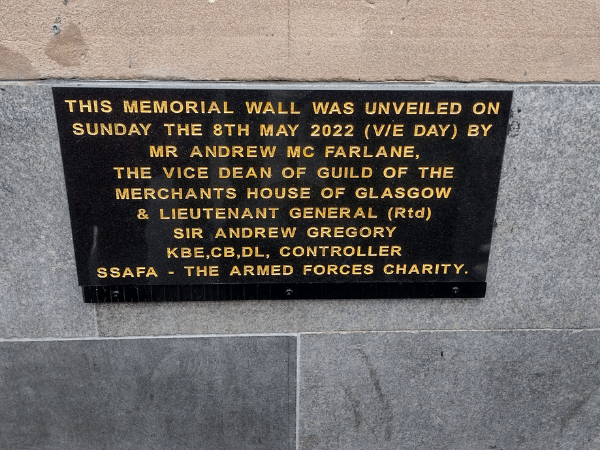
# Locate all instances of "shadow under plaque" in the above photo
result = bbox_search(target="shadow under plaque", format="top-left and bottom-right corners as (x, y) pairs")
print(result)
(83, 281), (486, 302)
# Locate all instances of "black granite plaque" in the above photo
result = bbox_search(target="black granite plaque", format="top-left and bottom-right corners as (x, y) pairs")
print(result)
(52, 86), (512, 301)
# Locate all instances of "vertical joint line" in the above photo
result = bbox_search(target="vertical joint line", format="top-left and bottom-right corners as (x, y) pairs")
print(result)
(296, 333), (300, 450)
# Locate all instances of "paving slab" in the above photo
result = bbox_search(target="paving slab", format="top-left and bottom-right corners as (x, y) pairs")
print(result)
(299, 330), (600, 450)
(0, 335), (296, 450)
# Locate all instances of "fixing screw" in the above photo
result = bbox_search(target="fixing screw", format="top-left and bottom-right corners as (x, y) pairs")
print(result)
(51, 24), (60, 34)
(452, 287), (460, 295)
(285, 288), (293, 296)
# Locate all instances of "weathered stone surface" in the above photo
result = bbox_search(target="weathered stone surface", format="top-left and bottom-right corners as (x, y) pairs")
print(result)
(0, 83), (97, 338)
(0, 335), (296, 450)
(299, 330), (600, 449)
(2, 0), (600, 81)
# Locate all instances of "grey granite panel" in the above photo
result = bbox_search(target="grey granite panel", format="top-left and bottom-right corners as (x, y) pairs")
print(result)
(93, 84), (600, 335)
(487, 85), (600, 328)
(299, 330), (600, 450)
(0, 335), (296, 450)
(0, 83), (97, 338)
(1, 82), (599, 336)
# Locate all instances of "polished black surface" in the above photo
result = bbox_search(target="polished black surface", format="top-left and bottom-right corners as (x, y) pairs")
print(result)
(53, 86), (511, 300)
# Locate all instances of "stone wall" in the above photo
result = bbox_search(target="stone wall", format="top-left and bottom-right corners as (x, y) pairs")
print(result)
(1, 1), (600, 448)
(2, 0), (600, 82)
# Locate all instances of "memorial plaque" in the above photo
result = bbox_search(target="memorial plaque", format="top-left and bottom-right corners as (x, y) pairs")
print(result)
(52, 86), (512, 302)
